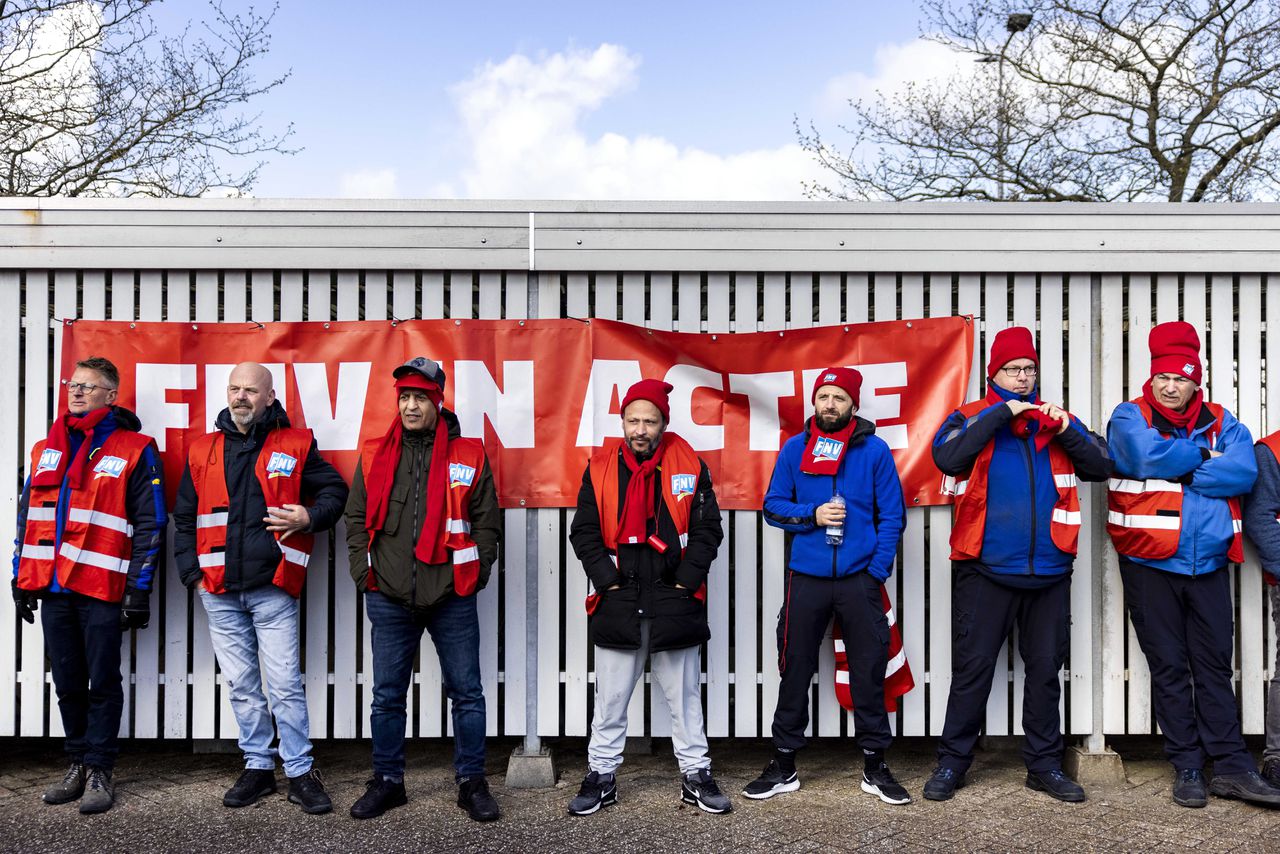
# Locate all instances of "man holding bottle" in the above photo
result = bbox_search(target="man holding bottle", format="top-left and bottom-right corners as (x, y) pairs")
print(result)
(745, 367), (910, 805)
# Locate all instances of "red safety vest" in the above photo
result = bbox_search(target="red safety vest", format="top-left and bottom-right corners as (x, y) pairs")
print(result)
(1257, 432), (1280, 587)
(358, 435), (488, 597)
(940, 399), (1082, 561)
(188, 428), (316, 597)
(584, 433), (706, 613)
(16, 429), (154, 603)
(1106, 399), (1243, 563)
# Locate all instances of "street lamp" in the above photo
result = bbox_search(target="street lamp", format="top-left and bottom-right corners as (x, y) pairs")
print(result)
(977, 12), (1034, 200)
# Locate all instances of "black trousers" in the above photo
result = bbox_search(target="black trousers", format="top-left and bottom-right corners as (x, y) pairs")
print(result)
(1120, 559), (1255, 775)
(936, 565), (1070, 774)
(771, 570), (890, 753)
(41, 592), (124, 772)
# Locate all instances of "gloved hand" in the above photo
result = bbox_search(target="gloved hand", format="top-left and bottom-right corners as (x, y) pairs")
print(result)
(120, 587), (150, 630)
(12, 579), (38, 624)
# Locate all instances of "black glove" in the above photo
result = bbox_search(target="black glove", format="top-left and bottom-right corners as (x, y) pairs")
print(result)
(120, 587), (150, 630)
(12, 579), (38, 624)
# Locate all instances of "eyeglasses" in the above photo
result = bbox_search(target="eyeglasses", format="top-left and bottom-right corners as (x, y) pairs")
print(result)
(1001, 366), (1038, 378)
(66, 382), (113, 394)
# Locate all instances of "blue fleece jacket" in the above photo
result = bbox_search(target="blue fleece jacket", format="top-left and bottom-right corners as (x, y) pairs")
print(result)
(1107, 399), (1256, 575)
(1243, 440), (1280, 581)
(763, 417), (905, 581)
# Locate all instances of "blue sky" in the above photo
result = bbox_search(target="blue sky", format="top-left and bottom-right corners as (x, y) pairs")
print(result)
(150, 1), (954, 199)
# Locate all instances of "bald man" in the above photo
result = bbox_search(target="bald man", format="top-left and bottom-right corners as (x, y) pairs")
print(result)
(174, 363), (348, 814)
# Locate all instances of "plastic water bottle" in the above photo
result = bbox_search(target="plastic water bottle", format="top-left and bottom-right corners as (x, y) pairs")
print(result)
(826, 493), (846, 546)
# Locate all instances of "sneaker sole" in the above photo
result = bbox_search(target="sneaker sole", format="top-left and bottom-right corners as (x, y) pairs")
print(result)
(681, 789), (733, 814)
(288, 792), (334, 814)
(741, 778), (800, 800)
(43, 791), (84, 805)
(1172, 793), (1207, 809)
(861, 779), (912, 805)
(1209, 784), (1280, 806)
(1025, 777), (1086, 803)
(223, 786), (277, 808)
(350, 793), (408, 819)
(78, 799), (114, 815)
(568, 790), (618, 816)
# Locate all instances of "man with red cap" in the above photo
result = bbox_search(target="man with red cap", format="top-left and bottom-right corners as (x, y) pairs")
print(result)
(344, 357), (502, 822)
(1108, 321), (1280, 808)
(746, 367), (910, 804)
(568, 378), (728, 815)
(925, 327), (1110, 803)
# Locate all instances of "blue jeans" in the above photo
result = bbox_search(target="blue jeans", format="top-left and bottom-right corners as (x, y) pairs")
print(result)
(365, 591), (486, 780)
(42, 593), (124, 771)
(198, 585), (314, 777)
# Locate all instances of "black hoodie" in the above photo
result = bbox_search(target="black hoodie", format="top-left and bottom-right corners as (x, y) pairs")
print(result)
(173, 400), (349, 591)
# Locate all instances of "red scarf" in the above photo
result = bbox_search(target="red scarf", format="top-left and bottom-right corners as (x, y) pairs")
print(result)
(617, 436), (669, 545)
(364, 415), (450, 565)
(33, 407), (112, 489)
(986, 387), (1059, 452)
(1142, 378), (1203, 436)
(799, 417), (858, 475)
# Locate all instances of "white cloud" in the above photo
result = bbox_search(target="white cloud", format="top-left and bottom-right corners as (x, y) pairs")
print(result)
(443, 44), (812, 200)
(338, 168), (398, 198)
(816, 37), (976, 118)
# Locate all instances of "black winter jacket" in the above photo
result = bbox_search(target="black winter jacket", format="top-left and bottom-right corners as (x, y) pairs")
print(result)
(173, 401), (349, 591)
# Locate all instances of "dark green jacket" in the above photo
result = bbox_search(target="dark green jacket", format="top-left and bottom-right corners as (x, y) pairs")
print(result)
(345, 411), (501, 608)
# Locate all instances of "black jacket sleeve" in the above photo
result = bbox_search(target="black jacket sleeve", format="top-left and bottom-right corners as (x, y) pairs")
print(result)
(344, 459), (370, 590)
(1055, 416), (1114, 482)
(932, 404), (1014, 475)
(1244, 443), (1280, 579)
(300, 439), (349, 533)
(673, 461), (724, 590)
(172, 462), (200, 588)
(468, 456), (502, 590)
(569, 465), (623, 593)
(124, 443), (167, 593)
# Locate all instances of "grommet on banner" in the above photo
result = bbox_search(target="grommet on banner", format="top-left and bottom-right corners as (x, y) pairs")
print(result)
(906, 322), (913, 328)
(913, 497), (920, 504)
(455, 320), (462, 326)
(192, 324), (198, 330)
(844, 326), (850, 332)
(324, 323), (330, 329)
(519, 499), (526, 507)
(711, 334), (717, 341)
(519, 320), (525, 327)
(130, 323), (136, 329)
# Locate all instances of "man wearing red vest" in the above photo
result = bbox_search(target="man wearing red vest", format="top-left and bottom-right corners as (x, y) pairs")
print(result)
(12, 356), (165, 814)
(173, 362), (348, 815)
(344, 357), (502, 822)
(568, 379), (728, 815)
(1244, 428), (1280, 789)
(925, 327), (1110, 804)
(748, 367), (910, 805)
(1108, 321), (1279, 808)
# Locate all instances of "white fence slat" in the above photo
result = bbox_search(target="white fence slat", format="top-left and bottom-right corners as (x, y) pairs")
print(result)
(594, 273), (618, 321)
(649, 272), (673, 330)
(1066, 273), (1094, 734)
(251, 270), (274, 322)
(1155, 273), (1178, 322)
(818, 273), (841, 325)
(957, 275), (982, 403)
(926, 272), (955, 734)
(83, 270), (106, 319)
(982, 272), (1010, 737)
(364, 270), (387, 322)
(422, 272), (445, 320)
(536, 509), (561, 736)
(563, 521), (589, 737)
(308, 270), (330, 322)
(1099, 274), (1127, 734)
(20, 271), (49, 737)
(478, 272), (502, 320)
(734, 515), (759, 736)
(392, 271), (415, 321)
(898, 274), (927, 736)
(502, 509), (527, 735)
(735, 272), (759, 334)
(1239, 275), (1264, 732)
(622, 273), (645, 325)
(0, 272), (20, 735)
(847, 274), (869, 324)
(224, 271), (247, 322)
(279, 272), (304, 322)
(1124, 275), (1153, 733)
(504, 270), (527, 319)
(111, 269), (135, 320)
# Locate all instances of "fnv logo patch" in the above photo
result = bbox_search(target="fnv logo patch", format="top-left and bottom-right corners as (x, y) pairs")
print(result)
(450, 463), (476, 488)
(37, 448), (63, 474)
(670, 473), (697, 501)
(93, 456), (128, 479)
(266, 452), (298, 479)
(824, 372), (838, 382)
(1183, 363), (1195, 376)
(813, 437), (845, 462)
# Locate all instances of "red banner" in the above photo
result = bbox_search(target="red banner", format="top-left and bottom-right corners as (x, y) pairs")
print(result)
(60, 316), (973, 510)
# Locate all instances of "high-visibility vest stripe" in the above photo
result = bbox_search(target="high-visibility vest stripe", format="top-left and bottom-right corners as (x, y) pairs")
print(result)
(446, 518), (471, 534)
(26, 507), (56, 522)
(21, 544), (55, 561)
(279, 543), (310, 567)
(198, 552), (226, 568)
(1108, 477), (1182, 494)
(58, 542), (128, 574)
(1108, 510), (1181, 531)
(1053, 509), (1082, 525)
(197, 512), (229, 528)
(1054, 474), (1078, 489)
(67, 507), (133, 536)
(452, 545), (480, 565)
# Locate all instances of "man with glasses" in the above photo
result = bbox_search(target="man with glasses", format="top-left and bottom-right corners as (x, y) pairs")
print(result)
(1109, 321), (1280, 808)
(12, 357), (166, 814)
(925, 327), (1110, 803)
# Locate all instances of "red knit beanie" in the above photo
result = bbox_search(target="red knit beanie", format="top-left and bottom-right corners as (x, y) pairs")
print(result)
(987, 326), (1039, 378)
(1149, 321), (1202, 385)
(621, 379), (673, 423)
(811, 367), (862, 408)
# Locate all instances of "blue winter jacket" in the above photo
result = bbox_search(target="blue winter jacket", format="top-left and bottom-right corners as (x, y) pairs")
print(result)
(1107, 399), (1256, 575)
(763, 417), (905, 581)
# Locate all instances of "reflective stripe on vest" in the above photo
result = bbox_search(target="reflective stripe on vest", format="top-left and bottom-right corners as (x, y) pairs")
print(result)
(1106, 398), (1244, 563)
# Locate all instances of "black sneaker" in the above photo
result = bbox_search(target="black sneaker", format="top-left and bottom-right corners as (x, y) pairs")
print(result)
(1172, 768), (1207, 808)
(1026, 769), (1086, 803)
(350, 777), (408, 819)
(922, 766), (966, 801)
(43, 761), (86, 805)
(79, 767), (115, 814)
(1209, 770), (1280, 806)
(681, 768), (732, 814)
(223, 768), (277, 808)
(742, 759), (800, 800)
(1261, 758), (1280, 789)
(568, 770), (618, 815)
(287, 768), (333, 815)
(457, 775), (500, 822)
(861, 761), (912, 805)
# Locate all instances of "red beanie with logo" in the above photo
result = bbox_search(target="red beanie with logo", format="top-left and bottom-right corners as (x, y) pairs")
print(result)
(811, 367), (862, 408)
(1149, 321), (1202, 385)
(987, 326), (1039, 379)
(621, 379), (673, 423)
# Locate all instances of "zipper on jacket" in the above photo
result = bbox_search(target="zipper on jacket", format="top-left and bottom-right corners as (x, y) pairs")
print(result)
(1019, 435), (1037, 575)
(831, 474), (838, 578)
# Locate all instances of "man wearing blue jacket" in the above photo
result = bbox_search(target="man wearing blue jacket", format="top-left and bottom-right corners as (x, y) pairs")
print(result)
(924, 327), (1110, 803)
(1108, 320), (1280, 808)
(744, 367), (909, 805)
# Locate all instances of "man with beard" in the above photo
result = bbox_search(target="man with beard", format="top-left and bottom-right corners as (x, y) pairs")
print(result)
(924, 326), (1110, 803)
(174, 362), (348, 814)
(1108, 321), (1280, 808)
(12, 356), (165, 814)
(345, 357), (502, 822)
(567, 379), (729, 815)
(745, 367), (909, 805)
